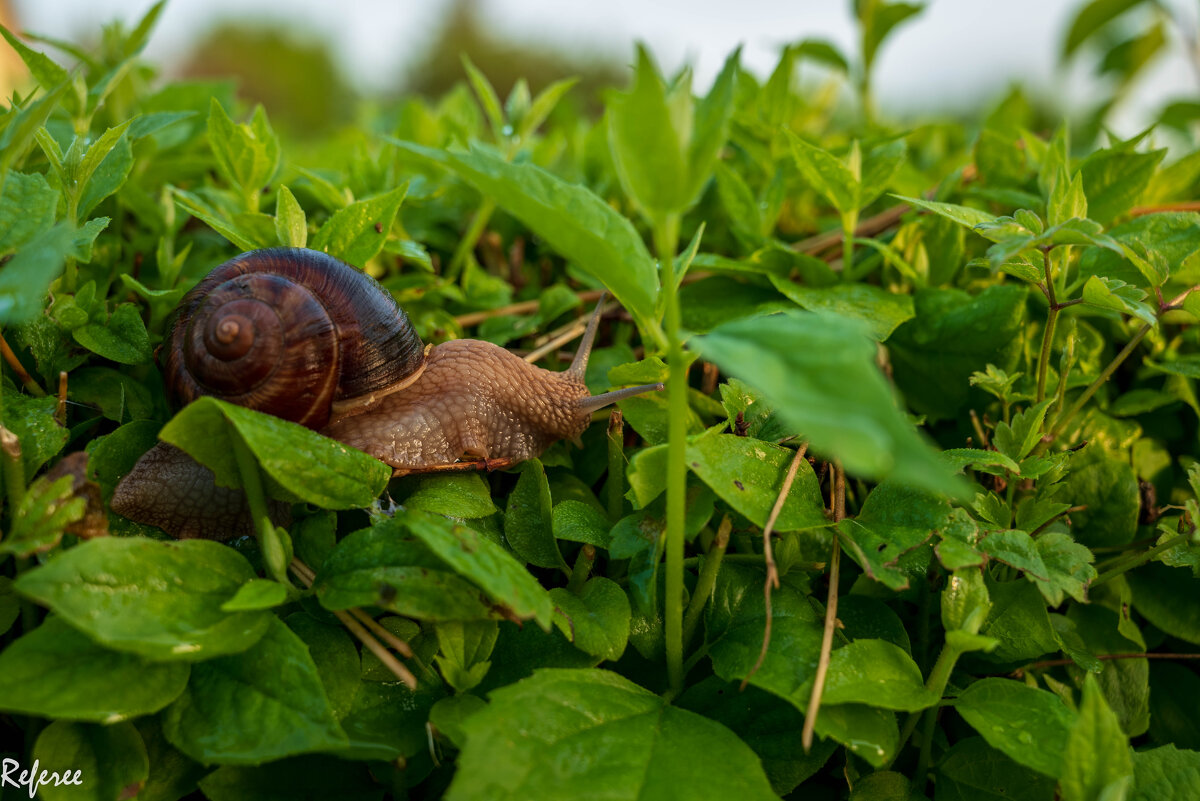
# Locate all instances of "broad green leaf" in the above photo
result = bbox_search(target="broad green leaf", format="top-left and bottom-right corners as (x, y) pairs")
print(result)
(393, 141), (660, 345)
(606, 45), (689, 218)
(802, 639), (937, 711)
(504, 459), (563, 569)
(693, 310), (963, 495)
(0, 223), (75, 323)
(1079, 212), (1200, 288)
(1030, 531), (1096, 605)
(954, 678), (1076, 778)
(1069, 604), (1149, 737)
(0, 25), (69, 90)
(1063, 449), (1139, 547)
(686, 432), (826, 532)
(1129, 745), (1200, 801)
(314, 521), (495, 621)
(14, 537), (271, 661)
(1127, 562), (1200, 645)
(549, 577), (631, 661)
(769, 278), (914, 341)
(1079, 144), (1166, 225)
(937, 737), (1058, 801)
(0, 617), (189, 722)
(284, 613), (361, 722)
(860, 138), (907, 207)
(33, 720), (148, 801)
(552, 500), (612, 548)
(163, 616), (347, 764)
(159, 397), (390, 509)
(0, 171), (58, 251)
(979, 530), (1050, 580)
(977, 578), (1059, 663)
(446, 669), (778, 801)
(403, 473), (497, 519)
(889, 285), (1027, 419)
(839, 483), (952, 590)
(1060, 675), (1134, 801)
(402, 508), (555, 629)
(309, 184), (406, 265)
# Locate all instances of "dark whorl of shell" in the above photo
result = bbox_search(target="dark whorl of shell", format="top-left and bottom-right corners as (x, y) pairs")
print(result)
(163, 248), (424, 429)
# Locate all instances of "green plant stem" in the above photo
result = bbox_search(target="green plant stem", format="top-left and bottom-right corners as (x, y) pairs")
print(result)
(840, 211), (857, 280)
(1035, 249), (1059, 403)
(567, 544), (596, 595)
(682, 515), (731, 648)
(655, 212), (686, 697)
(1092, 533), (1191, 586)
(607, 409), (625, 522)
(1046, 322), (1151, 444)
(914, 706), (939, 794)
(231, 434), (291, 588)
(894, 641), (961, 763)
(446, 198), (497, 281)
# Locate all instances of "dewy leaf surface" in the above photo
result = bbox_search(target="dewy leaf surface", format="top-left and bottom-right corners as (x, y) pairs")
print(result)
(446, 669), (777, 801)
(14, 537), (271, 661)
(954, 677), (1076, 778)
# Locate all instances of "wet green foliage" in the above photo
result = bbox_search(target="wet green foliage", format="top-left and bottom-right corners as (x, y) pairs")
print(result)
(3, 1), (1200, 799)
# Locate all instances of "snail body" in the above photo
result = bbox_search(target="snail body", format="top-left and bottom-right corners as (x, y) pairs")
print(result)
(112, 248), (659, 538)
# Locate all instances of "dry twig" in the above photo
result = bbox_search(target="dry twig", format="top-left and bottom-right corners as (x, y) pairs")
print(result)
(802, 461), (845, 751)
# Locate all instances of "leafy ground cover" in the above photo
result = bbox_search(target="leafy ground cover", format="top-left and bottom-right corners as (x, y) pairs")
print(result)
(3, 1), (1200, 799)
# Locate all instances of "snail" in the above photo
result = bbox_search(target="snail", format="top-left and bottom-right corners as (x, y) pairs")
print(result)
(111, 247), (662, 539)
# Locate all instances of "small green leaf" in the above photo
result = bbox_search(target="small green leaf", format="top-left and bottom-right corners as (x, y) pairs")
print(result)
(770, 278), (914, 341)
(893, 195), (998, 229)
(787, 131), (858, 214)
(954, 678), (1076, 778)
(72, 302), (152, 365)
(220, 579), (289, 612)
(33, 720), (148, 801)
(436, 620), (499, 692)
(0, 171), (58, 251)
(504, 459), (563, 569)
(274, 184), (307, 247)
(309, 184), (407, 265)
(1082, 274), (1157, 325)
(549, 577), (631, 661)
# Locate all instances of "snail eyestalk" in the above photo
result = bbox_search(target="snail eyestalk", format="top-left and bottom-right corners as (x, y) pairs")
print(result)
(566, 292), (608, 381)
(577, 383), (664, 414)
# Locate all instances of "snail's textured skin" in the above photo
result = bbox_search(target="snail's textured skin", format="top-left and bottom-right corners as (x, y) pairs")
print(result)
(323, 339), (591, 469)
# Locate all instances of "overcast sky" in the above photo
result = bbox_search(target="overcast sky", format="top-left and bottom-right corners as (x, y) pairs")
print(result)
(12, 0), (1200, 131)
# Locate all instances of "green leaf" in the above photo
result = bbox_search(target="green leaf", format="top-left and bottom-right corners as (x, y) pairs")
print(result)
(0, 171), (58, 251)
(893, 195), (998, 229)
(72, 302), (152, 365)
(77, 125), (134, 218)
(1030, 531), (1096, 605)
(314, 521), (495, 621)
(1069, 604), (1149, 737)
(0, 25), (69, 90)
(769, 278), (914, 341)
(274, 184), (307, 248)
(1127, 562), (1200, 645)
(977, 578), (1059, 663)
(33, 720), (148, 801)
(403, 508), (555, 629)
(284, 613), (361, 722)
(1130, 744), (1200, 801)
(606, 45), (689, 218)
(172, 187), (273, 250)
(549, 577), (630, 661)
(446, 669), (778, 801)
(1063, 0), (1143, 57)
(808, 639), (937, 710)
(517, 76), (578, 141)
(954, 678), (1076, 778)
(1082, 274), (1157, 325)
(839, 483), (953, 590)
(159, 397), (390, 509)
(1060, 674), (1134, 801)
(889, 285), (1027, 419)
(163, 616), (347, 764)
(686, 433), (827, 532)
(504, 459), (564, 569)
(208, 99), (281, 209)
(461, 54), (505, 141)
(1063, 449), (1139, 547)
(0, 617), (188, 722)
(552, 500), (612, 548)
(693, 310), (964, 495)
(220, 578), (289, 612)
(1080, 145), (1166, 226)
(942, 569), (991, 635)
(859, 1), (924, 71)
(937, 737), (1058, 801)
(393, 141), (660, 345)
(993, 399), (1052, 463)
(787, 131), (858, 214)
(0, 223), (76, 323)
(715, 161), (763, 239)
(309, 184), (406, 265)
(686, 48), (739, 205)
(403, 473), (497, 519)
(860, 139), (907, 207)
(436, 620), (499, 692)
(14, 537), (271, 661)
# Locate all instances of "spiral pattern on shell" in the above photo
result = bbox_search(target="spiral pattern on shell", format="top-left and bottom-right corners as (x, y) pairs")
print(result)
(163, 248), (425, 429)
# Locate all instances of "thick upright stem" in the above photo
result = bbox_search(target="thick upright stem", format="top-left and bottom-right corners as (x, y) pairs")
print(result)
(656, 213), (687, 696)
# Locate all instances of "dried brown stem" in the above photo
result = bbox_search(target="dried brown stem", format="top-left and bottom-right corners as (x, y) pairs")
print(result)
(793, 204), (908, 257)
(1019, 652), (1200, 672)
(741, 443), (809, 690)
(0, 331), (45, 397)
(55, 371), (67, 426)
(802, 461), (845, 752)
(1129, 201), (1200, 217)
(289, 559), (418, 688)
